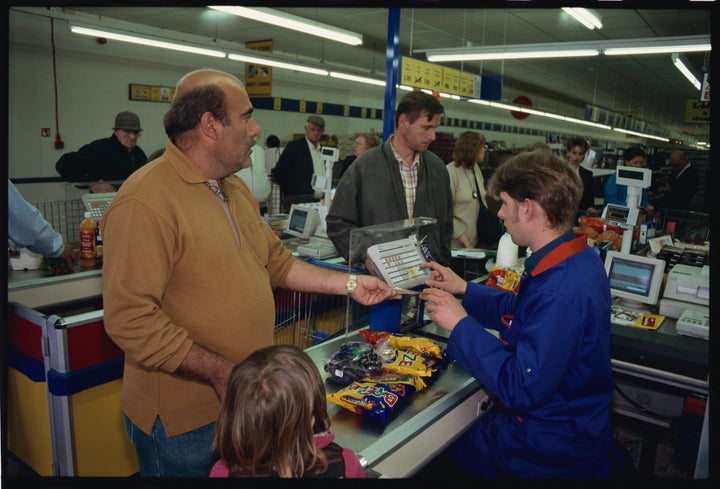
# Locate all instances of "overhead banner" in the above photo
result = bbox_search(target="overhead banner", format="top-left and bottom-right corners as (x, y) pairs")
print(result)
(401, 56), (485, 99)
(684, 99), (710, 124)
(245, 40), (273, 98)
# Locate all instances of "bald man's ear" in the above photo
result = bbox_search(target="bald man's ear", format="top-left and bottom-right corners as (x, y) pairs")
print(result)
(198, 111), (222, 140)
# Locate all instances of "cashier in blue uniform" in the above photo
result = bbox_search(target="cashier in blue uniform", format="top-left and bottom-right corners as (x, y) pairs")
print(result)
(420, 151), (613, 479)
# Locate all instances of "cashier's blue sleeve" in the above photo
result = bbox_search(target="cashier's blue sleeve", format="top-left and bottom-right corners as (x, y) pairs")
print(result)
(7, 180), (64, 257)
(447, 289), (583, 411)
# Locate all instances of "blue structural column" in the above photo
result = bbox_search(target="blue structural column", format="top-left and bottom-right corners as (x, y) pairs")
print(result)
(382, 8), (400, 142)
(370, 7), (403, 333)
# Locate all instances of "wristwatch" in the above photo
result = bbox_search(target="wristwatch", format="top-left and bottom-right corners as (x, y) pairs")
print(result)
(346, 273), (358, 297)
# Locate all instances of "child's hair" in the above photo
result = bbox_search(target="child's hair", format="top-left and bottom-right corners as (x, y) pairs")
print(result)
(212, 344), (332, 478)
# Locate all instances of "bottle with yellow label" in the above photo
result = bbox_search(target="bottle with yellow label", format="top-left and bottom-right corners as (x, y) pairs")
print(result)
(79, 211), (97, 269)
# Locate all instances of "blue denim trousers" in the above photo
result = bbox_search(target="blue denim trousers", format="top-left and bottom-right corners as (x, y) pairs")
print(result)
(124, 415), (216, 477)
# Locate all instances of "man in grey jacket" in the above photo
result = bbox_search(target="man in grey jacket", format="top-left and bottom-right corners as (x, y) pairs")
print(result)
(326, 91), (453, 267)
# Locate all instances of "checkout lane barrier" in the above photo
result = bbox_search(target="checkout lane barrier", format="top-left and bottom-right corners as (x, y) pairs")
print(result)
(32, 198), (86, 250)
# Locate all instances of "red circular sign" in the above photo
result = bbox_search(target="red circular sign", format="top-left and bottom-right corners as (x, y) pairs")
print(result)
(511, 95), (533, 120)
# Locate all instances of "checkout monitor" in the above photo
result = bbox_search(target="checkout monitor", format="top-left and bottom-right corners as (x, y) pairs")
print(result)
(284, 204), (321, 240)
(604, 250), (666, 309)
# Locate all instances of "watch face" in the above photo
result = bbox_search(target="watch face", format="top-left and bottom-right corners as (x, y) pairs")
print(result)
(346, 275), (357, 295)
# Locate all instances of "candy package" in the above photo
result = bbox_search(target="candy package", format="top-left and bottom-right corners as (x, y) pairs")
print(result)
(323, 341), (383, 385)
(326, 372), (426, 424)
(386, 334), (443, 359)
(381, 347), (443, 378)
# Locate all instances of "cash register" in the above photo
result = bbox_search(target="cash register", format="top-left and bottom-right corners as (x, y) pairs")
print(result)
(659, 264), (709, 340)
(283, 203), (338, 259)
(281, 146), (340, 260)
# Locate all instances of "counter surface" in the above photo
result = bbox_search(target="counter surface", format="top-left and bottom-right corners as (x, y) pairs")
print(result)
(304, 329), (488, 476)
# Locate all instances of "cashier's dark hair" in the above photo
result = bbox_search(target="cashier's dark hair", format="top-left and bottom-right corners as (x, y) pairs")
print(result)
(487, 151), (581, 230)
(212, 344), (331, 478)
(163, 84), (229, 143)
(394, 91), (444, 128)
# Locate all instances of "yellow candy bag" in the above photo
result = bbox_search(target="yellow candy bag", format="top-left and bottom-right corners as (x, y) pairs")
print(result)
(386, 335), (443, 359)
(326, 372), (426, 423)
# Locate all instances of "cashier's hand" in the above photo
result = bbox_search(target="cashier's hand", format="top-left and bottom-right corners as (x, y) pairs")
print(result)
(420, 261), (467, 296)
(420, 287), (468, 333)
(352, 275), (403, 305)
(60, 243), (78, 269)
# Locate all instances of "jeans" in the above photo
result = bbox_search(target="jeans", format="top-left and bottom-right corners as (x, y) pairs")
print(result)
(124, 415), (216, 477)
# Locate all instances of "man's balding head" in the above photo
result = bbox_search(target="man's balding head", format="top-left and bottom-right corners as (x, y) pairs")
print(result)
(164, 69), (246, 143)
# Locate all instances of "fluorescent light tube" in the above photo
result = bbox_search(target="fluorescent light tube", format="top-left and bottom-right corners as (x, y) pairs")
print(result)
(613, 128), (669, 142)
(605, 45), (711, 55)
(209, 6), (362, 46)
(428, 49), (599, 62)
(228, 53), (329, 76)
(69, 25), (226, 58)
(421, 35), (710, 62)
(672, 53), (702, 90)
(329, 72), (386, 87)
(562, 8), (603, 30)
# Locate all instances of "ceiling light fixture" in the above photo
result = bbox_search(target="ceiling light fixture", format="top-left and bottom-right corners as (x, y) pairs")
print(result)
(419, 35), (711, 62)
(671, 53), (702, 90)
(562, 7), (603, 30)
(69, 24), (227, 58)
(329, 72), (386, 87)
(613, 128), (669, 142)
(603, 35), (711, 56)
(426, 46), (600, 62)
(208, 6), (363, 46)
(228, 52), (329, 76)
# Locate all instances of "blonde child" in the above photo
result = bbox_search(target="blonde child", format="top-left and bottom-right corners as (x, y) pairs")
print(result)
(210, 344), (366, 478)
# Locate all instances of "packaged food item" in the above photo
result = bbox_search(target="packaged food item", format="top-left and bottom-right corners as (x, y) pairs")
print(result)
(386, 335), (443, 359)
(381, 347), (442, 378)
(485, 266), (521, 293)
(358, 329), (391, 347)
(41, 256), (73, 276)
(326, 372), (426, 423)
(323, 341), (383, 385)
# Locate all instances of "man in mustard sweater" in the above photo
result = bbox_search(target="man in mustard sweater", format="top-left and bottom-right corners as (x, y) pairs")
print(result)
(101, 69), (397, 477)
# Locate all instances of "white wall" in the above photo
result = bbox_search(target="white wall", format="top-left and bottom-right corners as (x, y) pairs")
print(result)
(8, 8), (643, 204)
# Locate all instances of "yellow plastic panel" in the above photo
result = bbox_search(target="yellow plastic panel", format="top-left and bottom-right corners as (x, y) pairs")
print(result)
(71, 379), (139, 476)
(6, 368), (53, 476)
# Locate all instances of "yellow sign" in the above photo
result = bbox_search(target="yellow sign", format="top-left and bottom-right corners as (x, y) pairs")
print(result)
(401, 56), (442, 91)
(441, 67), (461, 95)
(245, 40), (273, 98)
(458, 72), (477, 98)
(129, 84), (175, 103)
(402, 57), (481, 98)
(684, 99), (710, 123)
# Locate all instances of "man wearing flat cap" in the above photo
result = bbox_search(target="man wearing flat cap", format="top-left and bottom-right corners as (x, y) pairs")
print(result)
(271, 115), (327, 211)
(56, 111), (148, 193)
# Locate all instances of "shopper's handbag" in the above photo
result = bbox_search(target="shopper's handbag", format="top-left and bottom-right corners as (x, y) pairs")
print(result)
(473, 169), (504, 246)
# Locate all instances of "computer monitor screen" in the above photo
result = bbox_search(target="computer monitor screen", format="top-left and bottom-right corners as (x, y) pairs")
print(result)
(604, 250), (665, 309)
(283, 204), (320, 240)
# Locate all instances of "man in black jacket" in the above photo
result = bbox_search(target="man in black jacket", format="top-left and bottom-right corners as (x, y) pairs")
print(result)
(55, 111), (147, 193)
(271, 115), (326, 211)
(565, 137), (598, 217)
(657, 150), (699, 211)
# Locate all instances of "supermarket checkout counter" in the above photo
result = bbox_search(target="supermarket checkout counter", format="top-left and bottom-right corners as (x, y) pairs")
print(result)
(6, 264), (488, 478)
(6, 257), (710, 477)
